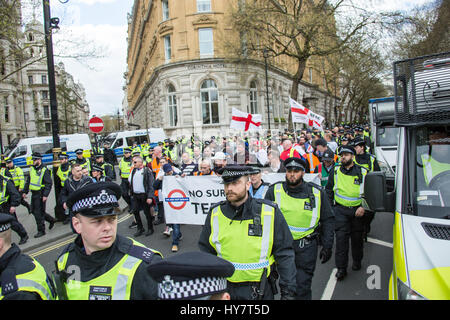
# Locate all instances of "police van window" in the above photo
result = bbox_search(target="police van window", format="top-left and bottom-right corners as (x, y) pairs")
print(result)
(126, 135), (147, 147)
(32, 142), (67, 155)
(113, 138), (123, 149)
(10, 145), (27, 158)
(415, 126), (450, 218)
(377, 127), (399, 146)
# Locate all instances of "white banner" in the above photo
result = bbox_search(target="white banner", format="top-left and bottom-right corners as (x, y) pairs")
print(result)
(162, 173), (320, 225)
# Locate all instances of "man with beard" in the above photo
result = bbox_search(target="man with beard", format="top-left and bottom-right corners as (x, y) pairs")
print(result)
(198, 165), (297, 300)
(265, 157), (334, 300)
(326, 146), (368, 281)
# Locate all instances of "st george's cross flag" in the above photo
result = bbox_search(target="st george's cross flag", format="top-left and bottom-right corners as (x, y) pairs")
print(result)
(230, 108), (262, 131)
(289, 97), (325, 131)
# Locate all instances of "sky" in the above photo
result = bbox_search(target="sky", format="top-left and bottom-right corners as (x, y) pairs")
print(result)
(22, 0), (434, 118)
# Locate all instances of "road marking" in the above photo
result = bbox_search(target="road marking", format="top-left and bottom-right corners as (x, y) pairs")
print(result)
(30, 214), (133, 258)
(367, 237), (393, 248)
(321, 268), (338, 300)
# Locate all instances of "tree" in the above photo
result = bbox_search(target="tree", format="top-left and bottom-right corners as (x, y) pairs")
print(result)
(229, 0), (399, 130)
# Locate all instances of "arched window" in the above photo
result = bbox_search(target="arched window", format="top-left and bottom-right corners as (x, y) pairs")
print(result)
(201, 79), (219, 124)
(249, 80), (258, 114)
(167, 84), (177, 126)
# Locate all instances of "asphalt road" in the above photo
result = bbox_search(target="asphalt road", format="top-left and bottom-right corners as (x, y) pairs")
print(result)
(25, 209), (394, 300)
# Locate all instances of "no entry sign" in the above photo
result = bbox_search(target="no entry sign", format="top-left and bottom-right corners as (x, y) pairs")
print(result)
(88, 117), (104, 133)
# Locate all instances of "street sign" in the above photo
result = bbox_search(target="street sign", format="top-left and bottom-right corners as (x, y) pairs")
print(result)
(88, 117), (104, 133)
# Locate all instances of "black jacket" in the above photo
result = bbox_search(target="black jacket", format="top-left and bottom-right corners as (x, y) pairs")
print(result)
(129, 167), (154, 199)
(198, 194), (297, 294)
(0, 175), (21, 207)
(103, 148), (118, 165)
(60, 175), (93, 205)
(265, 181), (335, 250)
(55, 235), (162, 300)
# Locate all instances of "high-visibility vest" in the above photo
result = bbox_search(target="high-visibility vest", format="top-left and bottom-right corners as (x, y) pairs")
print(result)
(354, 154), (376, 172)
(273, 183), (321, 240)
(56, 165), (70, 187)
(307, 153), (320, 173)
(119, 157), (132, 179)
(151, 158), (161, 197)
(7, 166), (25, 189)
(29, 166), (48, 191)
(0, 257), (55, 300)
(0, 178), (9, 205)
(78, 158), (91, 172)
(333, 165), (367, 207)
(209, 203), (275, 283)
(56, 239), (161, 300)
(421, 154), (450, 186)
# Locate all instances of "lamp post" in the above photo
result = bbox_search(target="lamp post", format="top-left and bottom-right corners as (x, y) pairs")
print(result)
(263, 49), (271, 133)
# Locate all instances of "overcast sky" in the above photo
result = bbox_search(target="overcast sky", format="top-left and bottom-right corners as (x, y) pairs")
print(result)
(23, 0), (433, 118)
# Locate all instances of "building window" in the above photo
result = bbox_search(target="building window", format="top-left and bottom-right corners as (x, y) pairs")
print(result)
(41, 90), (48, 100)
(199, 28), (214, 57)
(43, 105), (50, 119)
(309, 67), (313, 83)
(164, 35), (171, 62)
(201, 79), (219, 125)
(45, 122), (51, 132)
(42, 75), (47, 84)
(28, 75), (33, 84)
(197, 0), (211, 12)
(162, 0), (169, 21)
(249, 81), (258, 114)
(167, 84), (177, 127)
(4, 106), (9, 123)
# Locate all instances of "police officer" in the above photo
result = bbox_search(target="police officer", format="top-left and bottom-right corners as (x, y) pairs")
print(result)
(94, 152), (114, 180)
(198, 165), (297, 300)
(5, 157), (31, 214)
(353, 137), (380, 240)
(23, 152), (55, 238)
(0, 172), (28, 245)
(0, 213), (55, 300)
(265, 157), (334, 300)
(53, 182), (163, 300)
(74, 148), (91, 172)
(119, 147), (133, 210)
(91, 164), (112, 182)
(249, 168), (270, 199)
(55, 153), (71, 222)
(148, 251), (234, 300)
(314, 149), (336, 187)
(325, 146), (368, 281)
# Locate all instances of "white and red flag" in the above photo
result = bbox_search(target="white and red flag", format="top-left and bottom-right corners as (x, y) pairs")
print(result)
(230, 108), (262, 131)
(289, 97), (324, 131)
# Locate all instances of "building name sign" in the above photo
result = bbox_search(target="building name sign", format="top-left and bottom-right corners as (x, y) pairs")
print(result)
(187, 63), (226, 71)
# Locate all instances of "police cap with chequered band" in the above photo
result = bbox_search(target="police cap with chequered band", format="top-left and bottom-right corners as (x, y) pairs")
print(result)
(284, 157), (307, 171)
(338, 145), (356, 155)
(218, 165), (260, 184)
(0, 213), (15, 232)
(147, 251), (235, 300)
(66, 182), (121, 217)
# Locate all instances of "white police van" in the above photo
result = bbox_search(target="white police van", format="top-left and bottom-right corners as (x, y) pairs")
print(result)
(102, 128), (167, 157)
(4, 134), (92, 172)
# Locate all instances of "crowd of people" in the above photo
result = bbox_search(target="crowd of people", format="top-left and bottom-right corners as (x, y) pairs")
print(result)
(0, 122), (383, 300)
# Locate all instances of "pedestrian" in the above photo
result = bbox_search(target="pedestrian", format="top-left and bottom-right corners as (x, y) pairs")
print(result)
(325, 146), (368, 281)
(0, 171), (29, 245)
(198, 165), (297, 300)
(148, 251), (234, 300)
(248, 168), (270, 199)
(265, 157), (334, 300)
(193, 159), (215, 176)
(129, 156), (155, 237)
(212, 151), (227, 174)
(267, 150), (285, 173)
(60, 163), (93, 226)
(180, 152), (198, 176)
(53, 182), (163, 300)
(5, 157), (31, 214)
(23, 152), (55, 238)
(0, 213), (55, 299)
(280, 139), (303, 162)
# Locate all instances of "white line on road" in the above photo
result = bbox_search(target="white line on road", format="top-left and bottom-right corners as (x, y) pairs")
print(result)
(321, 268), (338, 300)
(367, 237), (393, 248)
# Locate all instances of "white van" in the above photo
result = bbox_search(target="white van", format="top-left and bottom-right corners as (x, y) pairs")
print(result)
(102, 128), (167, 157)
(4, 134), (92, 172)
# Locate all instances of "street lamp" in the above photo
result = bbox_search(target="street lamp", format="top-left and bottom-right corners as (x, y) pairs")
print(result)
(263, 49), (271, 133)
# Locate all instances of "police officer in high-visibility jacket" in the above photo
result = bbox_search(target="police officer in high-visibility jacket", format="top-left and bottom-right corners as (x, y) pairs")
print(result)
(74, 149), (91, 172)
(325, 146), (368, 281)
(5, 157), (31, 214)
(0, 213), (55, 300)
(53, 182), (163, 300)
(118, 147), (133, 210)
(56, 153), (71, 188)
(23, 152), (55, 238)
(265, 157), (334, 300)
(198, 166), (297, 300)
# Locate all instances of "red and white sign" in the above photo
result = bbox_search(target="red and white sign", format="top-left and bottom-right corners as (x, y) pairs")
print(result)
(230, 107), (262, 131)
(290, 97), (324, 131)
(88, 117), (104, 133)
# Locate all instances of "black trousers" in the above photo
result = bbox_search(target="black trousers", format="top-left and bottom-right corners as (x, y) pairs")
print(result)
(157, 201), (165, 223)
(293, 237), (318, 300)
(131, 193), (153, 231)
(120, 179), (131, 207)
(227, 281), (274, 300)
(31, 191), (55, 233)
(334, 205), (364, 270)
(0, 203), (28, 238)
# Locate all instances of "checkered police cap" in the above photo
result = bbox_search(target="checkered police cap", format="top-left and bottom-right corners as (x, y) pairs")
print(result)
(66, 182), (121, 217)
(159, 276), (227, 300)
(0, 213), (14, 232)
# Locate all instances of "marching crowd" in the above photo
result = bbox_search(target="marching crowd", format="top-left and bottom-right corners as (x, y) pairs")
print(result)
(0, 122), (381, 300)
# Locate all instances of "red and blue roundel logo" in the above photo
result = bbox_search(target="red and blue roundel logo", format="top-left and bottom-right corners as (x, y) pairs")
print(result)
(165, 189), (190, 210)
